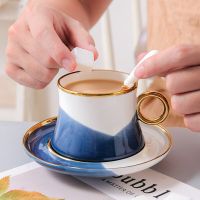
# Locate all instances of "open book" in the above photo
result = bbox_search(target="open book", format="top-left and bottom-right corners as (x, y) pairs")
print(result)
(0, 162), (199, 200)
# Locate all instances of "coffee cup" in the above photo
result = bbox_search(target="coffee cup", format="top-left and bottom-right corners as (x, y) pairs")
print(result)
(49, 70), (169, 162)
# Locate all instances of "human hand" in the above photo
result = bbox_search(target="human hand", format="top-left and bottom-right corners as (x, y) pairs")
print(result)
(135, 45), (200, 132)
(5, 1), (98, 89)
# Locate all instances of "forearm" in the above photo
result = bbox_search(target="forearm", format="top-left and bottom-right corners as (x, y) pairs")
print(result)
(28, 0), (111, 30)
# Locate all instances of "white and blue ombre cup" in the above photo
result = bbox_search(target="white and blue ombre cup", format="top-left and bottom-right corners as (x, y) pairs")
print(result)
(50, 70), (169, 162)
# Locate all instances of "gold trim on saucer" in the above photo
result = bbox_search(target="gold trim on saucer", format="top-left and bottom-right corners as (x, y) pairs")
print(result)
(57, 70), (137, 96)
(23, 116), (57, 148)
(47, 140), (77, 161)
(23, 117), (173, 170)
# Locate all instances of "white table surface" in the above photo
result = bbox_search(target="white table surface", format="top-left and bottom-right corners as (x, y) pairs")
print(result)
(0, 121), (200, 199)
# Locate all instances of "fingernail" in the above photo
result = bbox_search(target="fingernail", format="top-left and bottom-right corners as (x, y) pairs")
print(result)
(62, 59), (76, 71)
(135, 65), (145, 78)
(89, 44), (98, 60)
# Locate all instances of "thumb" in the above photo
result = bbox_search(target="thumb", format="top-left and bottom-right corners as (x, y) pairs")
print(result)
(136, 51), (148, 63)
(66, 19), (98, 60)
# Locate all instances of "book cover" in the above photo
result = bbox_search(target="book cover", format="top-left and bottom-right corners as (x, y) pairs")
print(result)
(0, 162), (200, 200)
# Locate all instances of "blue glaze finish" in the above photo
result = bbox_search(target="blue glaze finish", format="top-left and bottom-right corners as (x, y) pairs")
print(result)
(24, 120), (115, 177)
(52, 108), (145, 162)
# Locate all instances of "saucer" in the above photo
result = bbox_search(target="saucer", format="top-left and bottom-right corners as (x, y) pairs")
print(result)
(23, 117), (172, 177)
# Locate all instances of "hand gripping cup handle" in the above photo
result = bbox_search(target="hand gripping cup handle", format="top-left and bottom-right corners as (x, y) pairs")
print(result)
(124, 50), (170, 125)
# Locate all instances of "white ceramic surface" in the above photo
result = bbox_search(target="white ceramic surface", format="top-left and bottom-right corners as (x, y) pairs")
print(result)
(58, 70), (137, 135)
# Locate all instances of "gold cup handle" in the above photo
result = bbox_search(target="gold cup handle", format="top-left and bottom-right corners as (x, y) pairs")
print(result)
(137, 91), (169, 125)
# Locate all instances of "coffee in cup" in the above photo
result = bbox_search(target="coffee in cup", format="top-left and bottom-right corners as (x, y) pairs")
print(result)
(64, 79), (123, 94)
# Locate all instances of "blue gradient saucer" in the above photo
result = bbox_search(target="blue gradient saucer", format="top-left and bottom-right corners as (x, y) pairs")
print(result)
(23, 117), (172, 177)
